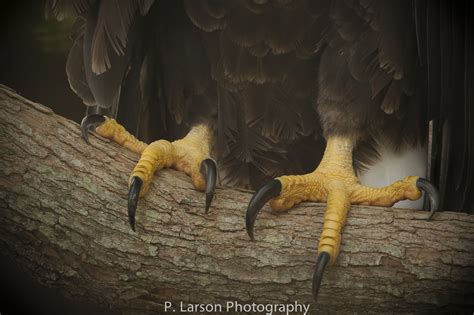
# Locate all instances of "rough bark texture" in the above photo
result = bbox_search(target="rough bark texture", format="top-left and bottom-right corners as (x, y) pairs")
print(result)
(0, 84), (473, 314)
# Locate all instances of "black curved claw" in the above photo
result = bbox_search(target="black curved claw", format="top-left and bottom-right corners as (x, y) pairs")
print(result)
(128, 176), (143, 231)
(416, 178), (439, 220)
(80, 114), (106, 144)
(312, 251), (330, 302)
(245, 180), (282, 241)
(200, 158), (217, 214)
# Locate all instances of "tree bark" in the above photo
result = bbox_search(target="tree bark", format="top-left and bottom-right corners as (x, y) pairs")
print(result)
(0, 84), (473, 314)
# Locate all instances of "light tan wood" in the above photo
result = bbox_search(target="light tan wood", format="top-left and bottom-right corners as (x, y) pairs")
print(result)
(0, 84), (473, 313)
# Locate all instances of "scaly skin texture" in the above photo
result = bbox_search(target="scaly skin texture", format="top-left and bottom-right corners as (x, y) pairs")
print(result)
(94, 119), (213, 196)
(271, 137), (422, 264)
(95, 117), (148, 154)
(130, 125), (213, 196)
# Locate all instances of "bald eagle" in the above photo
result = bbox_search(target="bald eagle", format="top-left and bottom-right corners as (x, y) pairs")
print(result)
(46, 0), (473, 301)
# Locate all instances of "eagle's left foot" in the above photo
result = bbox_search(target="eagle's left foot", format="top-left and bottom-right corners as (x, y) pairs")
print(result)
(81, 115), (217, 231)
(246, 136), (439, 301)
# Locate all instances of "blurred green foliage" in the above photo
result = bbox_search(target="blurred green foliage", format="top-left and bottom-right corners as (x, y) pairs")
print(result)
(32, 16), (75, 54)
(0, 0), (85, 123)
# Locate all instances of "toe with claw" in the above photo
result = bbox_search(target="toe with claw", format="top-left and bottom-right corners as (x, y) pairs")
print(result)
(201, 158), (217, 214)
(126, 124), (217, 230)
(416, 178), (439, 220)
(128, 176), (142, 231)
(246, 180), (281, 241)
(245, 136), (440, 301)
(81, 114), (106, 144)
(79, 117), (217, 230)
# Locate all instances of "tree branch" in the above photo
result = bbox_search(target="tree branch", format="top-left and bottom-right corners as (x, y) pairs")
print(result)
(0, 84), (473, 313)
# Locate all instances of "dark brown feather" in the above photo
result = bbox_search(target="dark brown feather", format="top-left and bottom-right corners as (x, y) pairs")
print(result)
(45, 0), (95, 20)
(59, 0), (473, 213)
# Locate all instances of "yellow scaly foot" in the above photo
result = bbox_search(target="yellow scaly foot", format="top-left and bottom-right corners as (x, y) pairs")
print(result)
(81, 115), (217, 231)
(245, 136), (439, 301)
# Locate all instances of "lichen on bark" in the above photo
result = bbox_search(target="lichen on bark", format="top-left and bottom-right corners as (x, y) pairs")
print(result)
(1, 84), (474, 313)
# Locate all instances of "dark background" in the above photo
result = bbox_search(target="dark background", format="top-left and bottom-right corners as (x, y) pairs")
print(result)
(0, 1), (110, 314)
(0, 0), (84, 122)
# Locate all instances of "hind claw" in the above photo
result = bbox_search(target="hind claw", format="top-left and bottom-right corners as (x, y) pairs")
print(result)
(80, 114), (106, 144)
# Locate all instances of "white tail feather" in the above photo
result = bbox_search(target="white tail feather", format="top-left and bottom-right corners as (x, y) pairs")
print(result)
(359, 143), (427, 209)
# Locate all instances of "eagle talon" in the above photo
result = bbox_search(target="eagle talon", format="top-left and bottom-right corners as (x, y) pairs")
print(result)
(312, 251), (330, 302)
(416, 178), (439, 220)
(80, 114), (106, 144)
(245, 180), (282, 241)
(126, 125), (214, 230)
(243, 137), (439, 302)
(201, 158), (217, 214)
(128, 176), (142, 231)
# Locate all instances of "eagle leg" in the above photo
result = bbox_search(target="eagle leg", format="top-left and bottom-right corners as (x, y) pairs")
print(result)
(245, 136), (439, 301)
(80, 115), (217, 230)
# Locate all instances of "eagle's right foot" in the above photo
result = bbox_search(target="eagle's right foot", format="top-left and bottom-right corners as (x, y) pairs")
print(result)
(81, 115), (217, 231)
(81, 115), (147, 154)
(127, 125), (217, 231)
